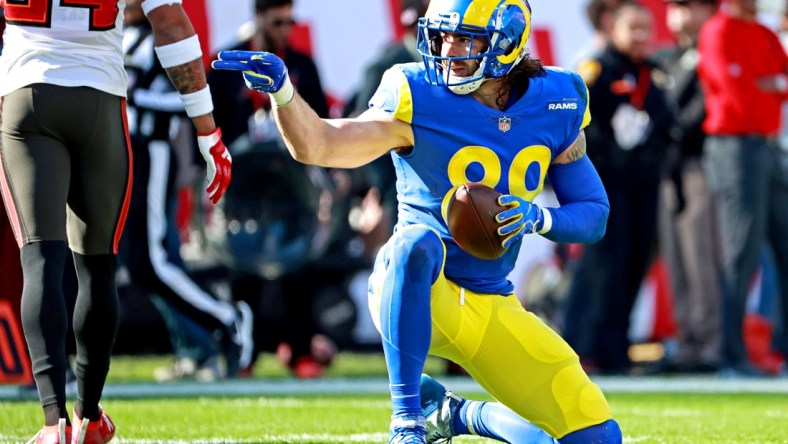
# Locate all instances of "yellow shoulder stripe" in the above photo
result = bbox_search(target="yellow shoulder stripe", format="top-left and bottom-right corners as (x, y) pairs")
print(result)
(582, 85), (591, 129)
(386, 67), (413, 124)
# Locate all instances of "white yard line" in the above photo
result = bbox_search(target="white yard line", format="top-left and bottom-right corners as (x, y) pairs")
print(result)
(1, 375), (787, 401)
(0, 432), (685, 444)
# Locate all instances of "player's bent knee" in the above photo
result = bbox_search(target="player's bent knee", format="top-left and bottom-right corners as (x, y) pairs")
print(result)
(558, 419), (622, 444)
(389, 226), (443, 283)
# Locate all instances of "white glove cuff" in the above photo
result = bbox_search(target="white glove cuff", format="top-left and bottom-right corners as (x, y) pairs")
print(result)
(180, 86), (214, 118)
(537, 208), (553, 235)
(197, 128), (222, 157)
(155, 35), (202, 69)
(142, 0), (183, 16)
(270, 75), (295, 107)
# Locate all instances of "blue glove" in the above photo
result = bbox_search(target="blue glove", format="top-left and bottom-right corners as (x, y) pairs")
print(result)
(495, 194), (544, 249)
(212, 50), (289, 93)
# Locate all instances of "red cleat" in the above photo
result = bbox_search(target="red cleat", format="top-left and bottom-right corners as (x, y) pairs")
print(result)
(27, 419), (71, 444)
(291, 355), (324, 379)
(71, 408), (115, 444)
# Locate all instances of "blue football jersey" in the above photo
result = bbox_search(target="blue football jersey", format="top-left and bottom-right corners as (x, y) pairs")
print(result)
(370, 62), (591, 294)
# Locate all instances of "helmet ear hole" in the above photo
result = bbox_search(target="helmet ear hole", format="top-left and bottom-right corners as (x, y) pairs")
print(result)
(499, 37), (514, 56)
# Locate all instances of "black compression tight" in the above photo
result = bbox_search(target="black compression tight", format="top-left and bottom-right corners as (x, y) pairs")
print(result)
(72, 251), (120, 422)
(20, 241), (69, 426)
(21, 243), (120, 424)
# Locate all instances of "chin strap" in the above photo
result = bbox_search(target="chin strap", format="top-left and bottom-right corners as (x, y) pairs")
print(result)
(444, 60), (487, 94)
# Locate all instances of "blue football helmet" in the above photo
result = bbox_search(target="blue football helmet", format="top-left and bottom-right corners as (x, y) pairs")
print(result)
(416, 0), (532, 94)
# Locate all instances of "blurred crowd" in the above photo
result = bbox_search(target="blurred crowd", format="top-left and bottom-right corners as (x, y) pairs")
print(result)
(1, 0), (787, 384)
(529, 0), (788, 379)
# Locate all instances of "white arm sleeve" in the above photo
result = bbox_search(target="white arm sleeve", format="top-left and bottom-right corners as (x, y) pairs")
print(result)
(142, 0), (183, 16)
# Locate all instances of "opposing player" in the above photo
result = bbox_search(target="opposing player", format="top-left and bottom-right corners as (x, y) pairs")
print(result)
(0, 0), (231, 442)
(213, 0), (621, 443)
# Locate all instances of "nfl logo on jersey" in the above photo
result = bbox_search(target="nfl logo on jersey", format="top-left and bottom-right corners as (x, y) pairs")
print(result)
(498, 117), (511, 133)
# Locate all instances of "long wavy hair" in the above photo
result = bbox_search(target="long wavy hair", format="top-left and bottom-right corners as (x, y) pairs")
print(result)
(496, 54), (546, 105)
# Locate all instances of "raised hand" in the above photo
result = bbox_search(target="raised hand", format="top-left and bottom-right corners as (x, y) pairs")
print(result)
(197, 128), (232, 204)
(495, 194), (544, 249)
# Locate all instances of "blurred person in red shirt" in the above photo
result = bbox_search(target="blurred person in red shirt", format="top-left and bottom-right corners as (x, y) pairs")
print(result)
(697, 0), (788, 377)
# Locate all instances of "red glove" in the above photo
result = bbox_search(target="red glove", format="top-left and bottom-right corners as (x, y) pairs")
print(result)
(197, 128), (232, 204)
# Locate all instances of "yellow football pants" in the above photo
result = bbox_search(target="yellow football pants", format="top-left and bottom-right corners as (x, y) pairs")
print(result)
(369, 228), (612, 438)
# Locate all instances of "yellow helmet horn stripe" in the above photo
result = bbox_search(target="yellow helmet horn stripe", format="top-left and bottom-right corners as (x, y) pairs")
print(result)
(496, 0), (530, 65)
(462, 0), (502, 27)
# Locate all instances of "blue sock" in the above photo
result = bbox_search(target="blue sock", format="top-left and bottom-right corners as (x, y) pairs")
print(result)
(456, 401), (557, 444)
(379, 228), (442, 418)
(559, 419), (622, 444)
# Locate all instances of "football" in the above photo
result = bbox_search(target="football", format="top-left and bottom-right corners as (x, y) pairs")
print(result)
(446, 183), (507, 260)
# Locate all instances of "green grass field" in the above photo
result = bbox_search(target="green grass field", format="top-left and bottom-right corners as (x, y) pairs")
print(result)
(2, 354), (787, 443)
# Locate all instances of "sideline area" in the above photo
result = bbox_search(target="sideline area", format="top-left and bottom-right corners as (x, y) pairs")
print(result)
(2, 375), (787, 401)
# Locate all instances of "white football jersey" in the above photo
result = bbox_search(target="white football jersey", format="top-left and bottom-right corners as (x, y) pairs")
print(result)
(0, 0), (128, 97)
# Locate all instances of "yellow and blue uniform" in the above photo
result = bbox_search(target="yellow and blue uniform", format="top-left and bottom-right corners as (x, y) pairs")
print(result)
(209, 0), (620, 441)
(373, 62), (590, 294)
(368, 62), (613, 439)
